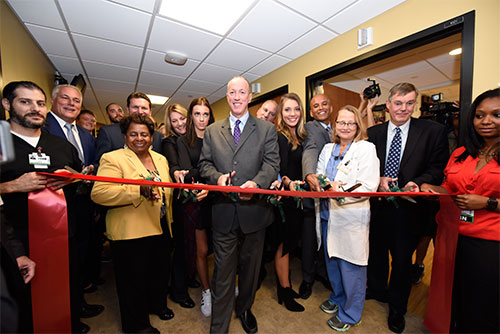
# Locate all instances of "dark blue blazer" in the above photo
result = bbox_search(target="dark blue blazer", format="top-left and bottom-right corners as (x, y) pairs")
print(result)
(43, 112), (96, 166)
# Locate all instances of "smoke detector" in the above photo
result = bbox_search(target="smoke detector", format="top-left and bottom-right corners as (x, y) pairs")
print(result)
(164, 51), (187, 65)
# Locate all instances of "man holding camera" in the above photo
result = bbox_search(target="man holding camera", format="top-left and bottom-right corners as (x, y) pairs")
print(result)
(366, 82), (449, 333)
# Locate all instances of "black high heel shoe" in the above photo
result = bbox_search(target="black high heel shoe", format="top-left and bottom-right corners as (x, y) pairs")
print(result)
(277, 282), (305, 312)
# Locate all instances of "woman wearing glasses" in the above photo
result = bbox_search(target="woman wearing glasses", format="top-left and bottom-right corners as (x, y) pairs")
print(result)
(315, 105), (379, 331)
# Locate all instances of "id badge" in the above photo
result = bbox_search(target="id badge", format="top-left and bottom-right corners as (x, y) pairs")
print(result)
(337, 160), (352, 175)
(29, 152), (51, 169)
(459, 210), (474, 223)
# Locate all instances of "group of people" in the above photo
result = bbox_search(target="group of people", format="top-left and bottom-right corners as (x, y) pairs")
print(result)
(0, 76), (498, 334)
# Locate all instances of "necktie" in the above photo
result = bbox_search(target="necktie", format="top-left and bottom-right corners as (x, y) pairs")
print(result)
(326, 125), (332, 140)
(384, 127), (402, 179)
(234, 119), (241, 147)
(64, 123), (84, 163)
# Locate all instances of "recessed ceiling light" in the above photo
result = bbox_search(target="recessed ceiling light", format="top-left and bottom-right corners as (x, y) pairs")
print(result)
(147, 94), (169, 105)
(158, 0), (254, 35)
(449, 48), (462, 56)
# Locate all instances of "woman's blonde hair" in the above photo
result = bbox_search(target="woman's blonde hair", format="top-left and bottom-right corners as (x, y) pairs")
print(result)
(164, 103), (188, 137)
(331, 105), (368, 143)
(276, 93), (308, 150)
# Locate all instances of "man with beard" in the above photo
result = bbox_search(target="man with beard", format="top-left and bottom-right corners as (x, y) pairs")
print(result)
(105, 103), (124, 124)
(0, 81), (92, 333)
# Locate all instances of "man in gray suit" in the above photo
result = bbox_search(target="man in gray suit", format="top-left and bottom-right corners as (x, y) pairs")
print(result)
(199, 76), (279, 334)
(299, 93), (333, 298)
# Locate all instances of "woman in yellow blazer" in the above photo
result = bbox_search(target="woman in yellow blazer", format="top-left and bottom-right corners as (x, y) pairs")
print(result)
(91, 115), (173, 334)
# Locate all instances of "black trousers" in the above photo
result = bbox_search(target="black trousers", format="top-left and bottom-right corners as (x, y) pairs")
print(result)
(450, 234), (500, 333)
(301, 205), (327, 283)
(210, 214), (266, 334)
(111, 231), (171, 333)
(367, 203), (420, 315)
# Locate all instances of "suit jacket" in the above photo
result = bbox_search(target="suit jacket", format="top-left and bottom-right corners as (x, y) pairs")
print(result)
(91, 147), (173, 240)
(94, 123), (162, 167)
(368, 118), (449, 233)
(199, 114), (280, 234)
(43, 112), (95, 166)
(302, 119), (331, 178)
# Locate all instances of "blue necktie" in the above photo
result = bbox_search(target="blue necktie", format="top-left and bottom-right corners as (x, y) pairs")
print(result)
(234, 119), (241, 147)
(384, 127), (402, 179)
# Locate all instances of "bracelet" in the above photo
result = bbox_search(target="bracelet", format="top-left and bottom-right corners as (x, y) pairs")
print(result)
(486, 197), (498, 211)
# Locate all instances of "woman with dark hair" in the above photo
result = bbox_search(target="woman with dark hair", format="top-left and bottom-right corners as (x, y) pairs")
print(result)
(422, 88), (500, 333)
(161, 104), (196, 308)
(177, 97), (214, 317)
(91, 115), (174, 333)
(269, 93), (307, 312)
(316, 105), (379, 331)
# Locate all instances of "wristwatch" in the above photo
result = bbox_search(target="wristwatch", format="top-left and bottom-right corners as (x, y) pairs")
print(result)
(486, 197), (498, 211)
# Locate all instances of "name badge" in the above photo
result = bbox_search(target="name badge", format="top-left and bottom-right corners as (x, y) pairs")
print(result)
(459, 210), (474, 224)
(337, 160), (352, 175)
(29, 152), (51, 169)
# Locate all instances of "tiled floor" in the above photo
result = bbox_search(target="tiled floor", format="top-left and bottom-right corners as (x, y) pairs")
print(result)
(84, 254), (432, 333)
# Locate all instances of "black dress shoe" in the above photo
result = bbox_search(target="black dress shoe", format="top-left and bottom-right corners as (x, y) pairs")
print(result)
(80, 303), (104, 318)
(299, 280), (313, 299)
(76, 321), (90, 334)
(388, 309), (405, 333)
(170, 296), (195, 308)
(365, 289), (388, 303)
(83, 283), (97, 294)
(238, 309), (257, 334)
(156, 307), (174, 320)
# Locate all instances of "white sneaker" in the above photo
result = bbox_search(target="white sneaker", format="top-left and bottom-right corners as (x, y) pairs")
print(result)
(201, 289), (211, 317)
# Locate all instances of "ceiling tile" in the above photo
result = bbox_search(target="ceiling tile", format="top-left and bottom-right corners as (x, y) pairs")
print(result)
(278, 26), (337, 59)
(179, 79), (223, 95)
(241, 72), (261, 84)
(48, 54), (84, 75)
(205, 39), (271, 71)
(148, 17), (222, 61)
(94, 89), (130, 108)
(190, 63), (241, 85)
(228, 0), (316, 53)
(109, 0), (156, 13)
(6, 0), (65, 29)
(248, 55), (291, 76)
(138, 71), (185, 95)
(136, 83), (175, 97)
(73, 34), (143, 68)
(25, 24), (77, 58)
(89, 77), (135, 94)
(377, 62), (448, 87)
(166, 90), (199, 109)
(275, 0), (356, 22)
(83, 60), (138, 83)
(323, 0), (406, 34)
(59, 0), (151, 47)
(142, 50), (200, 77)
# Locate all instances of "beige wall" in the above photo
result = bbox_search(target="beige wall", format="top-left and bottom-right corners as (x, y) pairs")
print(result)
(1, 2), (56, 106)
(211, 0), (500, 121)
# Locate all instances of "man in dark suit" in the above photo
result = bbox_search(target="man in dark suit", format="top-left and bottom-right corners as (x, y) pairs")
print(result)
(300, 93), (333, 298)
(199, 76), (279, 334)
(94, 92), (162, 166)
(366, 82), (449, 333)
(43, 84), (104, 327)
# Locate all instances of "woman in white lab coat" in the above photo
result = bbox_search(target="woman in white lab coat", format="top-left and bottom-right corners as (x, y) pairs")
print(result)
(315, 105), (379, 331)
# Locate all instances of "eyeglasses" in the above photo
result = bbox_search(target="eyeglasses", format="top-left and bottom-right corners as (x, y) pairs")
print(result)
(335, 121), (357, 128)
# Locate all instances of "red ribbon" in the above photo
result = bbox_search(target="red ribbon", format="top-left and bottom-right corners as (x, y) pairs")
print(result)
(424, 197), (461, 333)
(28, 188), (72, 333)
(38, 171), (446, 198)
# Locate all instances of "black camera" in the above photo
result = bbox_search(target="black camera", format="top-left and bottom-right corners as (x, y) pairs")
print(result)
(363, 78), (381, 99)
